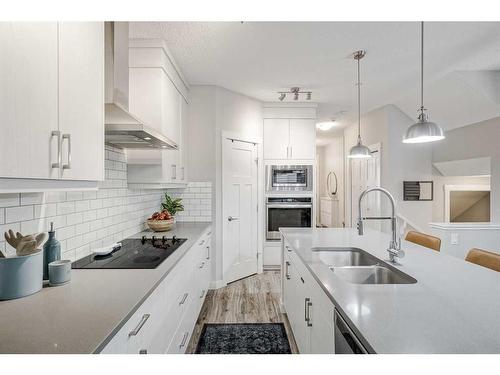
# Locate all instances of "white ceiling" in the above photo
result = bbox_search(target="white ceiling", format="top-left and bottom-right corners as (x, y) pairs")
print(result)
(130, 21), (500, 132)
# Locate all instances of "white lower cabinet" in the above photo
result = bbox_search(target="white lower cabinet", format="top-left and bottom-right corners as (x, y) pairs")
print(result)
(101, 228), (212, 354)
(283, 244), (335, 354)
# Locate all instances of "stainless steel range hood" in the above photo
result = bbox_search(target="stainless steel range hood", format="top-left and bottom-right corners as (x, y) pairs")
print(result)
(104, 22), (177, 150)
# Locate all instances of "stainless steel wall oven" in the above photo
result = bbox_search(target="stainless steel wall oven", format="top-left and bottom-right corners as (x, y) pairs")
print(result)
(266, 197), (312, 240)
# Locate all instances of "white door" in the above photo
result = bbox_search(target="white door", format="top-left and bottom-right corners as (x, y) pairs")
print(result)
(263, 119), (289, 159)
(289, 119), (316, 160)
(222, 138), (258, 284)
(58, 22), (104, 181)
(0, 22), (59, 179)
(350, 144), (381, 230)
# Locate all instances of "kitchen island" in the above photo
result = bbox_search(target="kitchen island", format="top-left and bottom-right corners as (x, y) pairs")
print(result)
(0, 222), (211, 354)
(281, 227), (500, 354)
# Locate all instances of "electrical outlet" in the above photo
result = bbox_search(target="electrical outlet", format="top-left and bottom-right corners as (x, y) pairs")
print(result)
(451, 233), (459, 245)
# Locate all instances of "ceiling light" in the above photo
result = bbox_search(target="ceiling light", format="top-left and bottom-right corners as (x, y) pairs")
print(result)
(278, 93), (286, 101)
(316, 120), (335, 131)
(348, 50), (372, 159)
(403, 22), (445, 144)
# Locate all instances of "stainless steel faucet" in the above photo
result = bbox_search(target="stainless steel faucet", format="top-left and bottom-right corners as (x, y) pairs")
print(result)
(357, 187), (405, 263)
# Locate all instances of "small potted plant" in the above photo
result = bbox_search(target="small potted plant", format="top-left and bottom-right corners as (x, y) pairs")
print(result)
(146, 193), (184, 232)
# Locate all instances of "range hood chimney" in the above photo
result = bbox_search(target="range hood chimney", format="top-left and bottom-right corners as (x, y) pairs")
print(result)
(104, 22), (177, 150)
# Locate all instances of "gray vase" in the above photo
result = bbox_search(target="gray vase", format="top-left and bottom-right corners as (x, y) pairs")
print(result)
(43, 222), (61, 280)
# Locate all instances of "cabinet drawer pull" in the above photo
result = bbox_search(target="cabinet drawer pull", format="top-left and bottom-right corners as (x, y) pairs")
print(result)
(139, 349), (147, 354)
(179, 332), (189, 348)
(51, 130), (61, 168)
(179, 293), (188, 305)
(300, 277), (304, 284)
(206, 246), (210, 260)
(206, 231), (211, 236)
(128, 314), (150, 337)
(285, 245), (292, 252)
(285, 261), (290, 280)
(306, 299), (313, 327)
(200, 289), (206, 298)
(62, 134), (71, 170)
(198, 239), (205, 246)
(199, 262), (205, 269)
(181, 167), (185, 180)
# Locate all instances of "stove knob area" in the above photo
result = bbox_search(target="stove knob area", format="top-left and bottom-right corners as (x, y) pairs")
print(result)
(152, 236), (156, 244)
(172, 235), (178, 244)
(141, 236), (146, 245)
(162, 236), (166, 244)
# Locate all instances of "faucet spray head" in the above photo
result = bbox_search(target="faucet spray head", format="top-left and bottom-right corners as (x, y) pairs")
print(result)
(357, 218), (364, 235)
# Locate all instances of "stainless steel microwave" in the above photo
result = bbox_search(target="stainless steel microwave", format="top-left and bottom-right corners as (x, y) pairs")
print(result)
(265, 165), (313, 193)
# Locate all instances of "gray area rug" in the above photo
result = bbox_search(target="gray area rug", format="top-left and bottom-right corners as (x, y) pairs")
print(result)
(195, 323), (292, 354)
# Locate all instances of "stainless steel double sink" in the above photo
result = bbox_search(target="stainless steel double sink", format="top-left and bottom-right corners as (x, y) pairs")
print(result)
(312, 247), (417, 285)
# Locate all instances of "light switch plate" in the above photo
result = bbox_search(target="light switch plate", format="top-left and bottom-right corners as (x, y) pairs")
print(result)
(451, 233), (459, 245)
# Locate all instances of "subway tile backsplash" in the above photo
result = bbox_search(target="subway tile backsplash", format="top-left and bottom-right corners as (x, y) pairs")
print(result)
(0, 146), (212, 261)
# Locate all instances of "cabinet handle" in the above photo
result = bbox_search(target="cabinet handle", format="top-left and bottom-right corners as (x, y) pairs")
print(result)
(306, 299), (313, 327)
(181, 167), (185, 180)
(171, 164), (176, 179)
(285, 261), (290, 280)
(289, 146), (293, 158)
(179, 293), (188, 305)
(285, 245), (292, 252)
(304, 298), (309, 322)
(206, 246), (210, 260)
(199, 261), (205, 269)
(198, 239), (205, 246)
(207, 231), (211, 236)
(62, 134), (71, 170)
(51, 130), (61, 169)
(286, 146), (290, 158)
(179, 332), (189, 348)
(128, 314), (150, 337)
(200, 289), (206, 298)
(139, 349), (147, 354)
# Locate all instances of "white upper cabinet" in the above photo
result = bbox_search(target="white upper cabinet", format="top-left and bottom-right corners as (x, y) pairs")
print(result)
(263, 118), (316, 160)
(127, 38), (189, 187)
(0, 22), (105, 189)
(58, 22), (104, 181)
(289, 119), (316, 160)
(0, 23), (59, 180)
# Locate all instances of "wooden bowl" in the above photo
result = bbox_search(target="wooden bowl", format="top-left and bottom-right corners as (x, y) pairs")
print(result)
(146, 218), (175, 232)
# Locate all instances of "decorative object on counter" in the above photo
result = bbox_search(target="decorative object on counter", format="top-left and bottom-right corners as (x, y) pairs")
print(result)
(4, 230), (47, 257)
(48, 260), (72, 286)
(0, 250), (43, 300)
(43, 222), (61, 280)
(161, 193), (184, 216)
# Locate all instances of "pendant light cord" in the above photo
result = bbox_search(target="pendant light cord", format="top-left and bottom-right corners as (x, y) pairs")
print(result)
(421, 21), (424, 111)
(357, 53), (361, 141)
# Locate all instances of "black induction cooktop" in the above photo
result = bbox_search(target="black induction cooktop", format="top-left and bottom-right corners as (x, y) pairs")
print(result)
(72, 236), (187, 269)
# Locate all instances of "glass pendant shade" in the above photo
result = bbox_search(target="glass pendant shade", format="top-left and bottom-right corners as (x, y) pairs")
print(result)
(348, 138), (372, 158)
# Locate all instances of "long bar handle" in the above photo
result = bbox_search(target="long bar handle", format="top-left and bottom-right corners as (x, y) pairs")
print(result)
(128, 314), (150, 337)
(179, 293), (188, 305)
(51, 130), (61, 169)
(285, 261), (290, 279)
(179, 332), (189, 348)
(62, 134), (71, 170)
(306, 299), (313, 327)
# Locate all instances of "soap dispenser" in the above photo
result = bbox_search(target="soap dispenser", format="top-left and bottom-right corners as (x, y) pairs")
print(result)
(43, 222), (61, 280)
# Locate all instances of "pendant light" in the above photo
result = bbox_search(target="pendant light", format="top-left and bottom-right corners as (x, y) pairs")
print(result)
(348, 50), (372, 159)
(403, 22), (445, 144)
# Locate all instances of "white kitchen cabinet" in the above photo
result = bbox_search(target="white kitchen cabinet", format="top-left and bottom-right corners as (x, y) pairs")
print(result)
(282, 242), (335, 354)
(0, 22), (104, 188)
(101, 228), (212, 354)
(58, 22), (104, 181)
(0, 22), (59, 180)
(179, 96), (189, 182)
(263, 118), (315, 160)
(320, 197), (340, 228)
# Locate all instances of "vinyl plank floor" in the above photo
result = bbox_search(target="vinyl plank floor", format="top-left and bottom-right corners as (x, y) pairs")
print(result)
(186, 271), (298, 353)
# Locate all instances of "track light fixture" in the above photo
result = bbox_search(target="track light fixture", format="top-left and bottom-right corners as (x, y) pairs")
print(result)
(277, 87), (312, 101)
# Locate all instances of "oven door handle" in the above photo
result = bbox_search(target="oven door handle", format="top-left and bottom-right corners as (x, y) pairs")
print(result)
(266, 204), (312, 209)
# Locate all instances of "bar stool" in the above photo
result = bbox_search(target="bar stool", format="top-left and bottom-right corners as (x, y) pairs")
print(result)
(465, 248), (500, 272)
(405, 231), (441, 252)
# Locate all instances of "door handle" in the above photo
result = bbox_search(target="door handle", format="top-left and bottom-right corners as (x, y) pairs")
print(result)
(128, 314), (150, 337)
(62, 134), (71, 170)
(51, 130), (61, 169)
(228, 216), (239, 222)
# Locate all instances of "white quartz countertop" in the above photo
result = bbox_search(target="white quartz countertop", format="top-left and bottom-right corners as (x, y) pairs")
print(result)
(0, 222), (211, 354)
(280, 227), (500, 353)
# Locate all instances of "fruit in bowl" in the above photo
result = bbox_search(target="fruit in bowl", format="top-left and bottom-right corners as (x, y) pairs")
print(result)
(147, 210), (175, 232)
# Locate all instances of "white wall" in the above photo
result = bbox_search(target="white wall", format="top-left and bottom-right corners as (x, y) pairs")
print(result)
(187, 85), (263, 286)
(432, 116), (500, 222)
(343, 105), (433, 233)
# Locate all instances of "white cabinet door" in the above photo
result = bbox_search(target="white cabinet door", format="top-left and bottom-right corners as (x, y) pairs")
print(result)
(179, 96), (189, 182)
(308, 291), (335, 354)
(129, 68), (163, 132)
(58, 22), (104, 181)
(162, 73), (181, 145)
(263, 119), (289, 159)
(0, 22), (59, 179)
(289, 119), (315, 160)
(285, 258), (309, 353)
